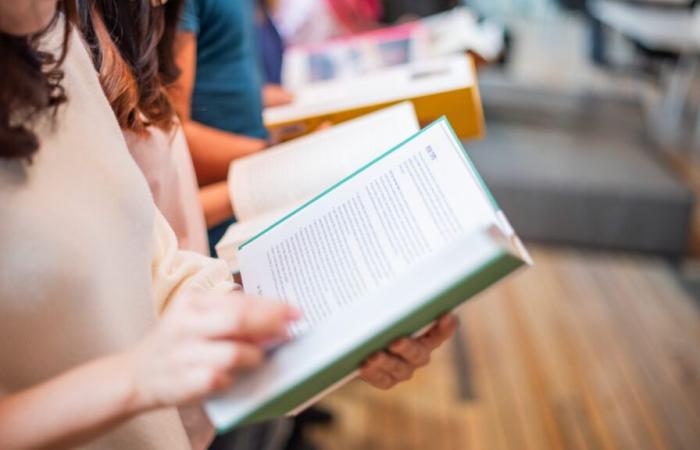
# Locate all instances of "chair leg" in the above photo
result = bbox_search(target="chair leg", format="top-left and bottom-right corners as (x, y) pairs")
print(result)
(451, 320), (475, 401)
(688, 56), (700, 156)
(652, 54), (698, 151)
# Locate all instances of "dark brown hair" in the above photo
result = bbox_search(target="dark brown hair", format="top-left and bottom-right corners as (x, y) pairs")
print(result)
(0, 1), (77, 162)
(79, 0), (185, 134)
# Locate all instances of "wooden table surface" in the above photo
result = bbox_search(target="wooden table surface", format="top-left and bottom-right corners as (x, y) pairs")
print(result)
(309, 245), (700, 450)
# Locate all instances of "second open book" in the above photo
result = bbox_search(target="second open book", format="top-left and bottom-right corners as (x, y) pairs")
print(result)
(217, 102), (423, 271)
(208, 103), (531, 431)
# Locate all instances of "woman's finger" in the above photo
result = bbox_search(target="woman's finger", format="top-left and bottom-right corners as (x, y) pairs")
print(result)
(388, 338), (430, 367)
(360, 370), (395, 390)
(226, 298), (299, 342)
(359, 356), (397, 390)
(193, 294), (299, 342)
(182, 341), (265, 370)
(216, 342), (265, 371)
(209, 370), (236, 394)
(182, 367), (235, 401)
(419, 315), (458, 350)
(363, 352), (413, 382)
(177, 341), (238, 366)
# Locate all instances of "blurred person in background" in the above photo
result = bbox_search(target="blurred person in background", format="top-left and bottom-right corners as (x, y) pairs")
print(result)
(269, 0), (458, 47)
(272, 0), (382, 46)
(257, 0), (286, 86)
(380, 0), (458, 23)
(172, 0), (296, 257)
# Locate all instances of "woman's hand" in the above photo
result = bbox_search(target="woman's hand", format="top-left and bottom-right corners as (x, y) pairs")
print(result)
(127, 289), (299, 410)
(262, 84), (294, 107)
(359, 315), (458, 390)
(0, 290), (298, 450)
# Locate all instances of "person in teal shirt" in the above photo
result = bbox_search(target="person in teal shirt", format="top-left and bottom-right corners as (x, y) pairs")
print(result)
(176, 0), (273, 255)
(179, 0), (268, 139)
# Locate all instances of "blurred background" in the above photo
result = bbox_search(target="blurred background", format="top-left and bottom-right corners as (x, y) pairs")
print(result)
(262, 1), (700, 449)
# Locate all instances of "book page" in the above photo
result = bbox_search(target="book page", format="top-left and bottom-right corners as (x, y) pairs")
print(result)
(238, 119), (497, 336)
(230, 102), (420, 222)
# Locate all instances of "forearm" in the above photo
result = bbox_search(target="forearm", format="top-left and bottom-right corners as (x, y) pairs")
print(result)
(199, 181), (235, 228)
(0, 353), (144, 450)
(183, 120), (266, 185)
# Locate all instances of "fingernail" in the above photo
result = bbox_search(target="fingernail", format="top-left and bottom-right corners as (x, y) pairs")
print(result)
(279, 328), (292, 341)
(287, 307), (302, 320)
(393, 339), (408, 352)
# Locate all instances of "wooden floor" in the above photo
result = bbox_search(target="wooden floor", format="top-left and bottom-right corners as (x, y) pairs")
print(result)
(308, 246), (700, 450)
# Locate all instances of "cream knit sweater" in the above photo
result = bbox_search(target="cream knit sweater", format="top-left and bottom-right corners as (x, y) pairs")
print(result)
(0, 21), (232, 450)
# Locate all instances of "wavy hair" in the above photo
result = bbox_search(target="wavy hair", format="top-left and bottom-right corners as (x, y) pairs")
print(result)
(78, 0), (184, 135)
(0, 1), (77, 162)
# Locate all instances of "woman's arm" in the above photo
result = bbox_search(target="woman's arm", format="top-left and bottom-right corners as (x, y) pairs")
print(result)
(171, 32), (267, 186)
(184, 121), (266, 186)
(262, 84), (294, 108)
(0, 290), (298, 450)
(0, 353), (141, 450)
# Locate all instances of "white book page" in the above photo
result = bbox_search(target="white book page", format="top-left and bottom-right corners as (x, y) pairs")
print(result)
(230, 102), (420, 222)
(238, 120), (498, 336)
(264, 55), (474, 126)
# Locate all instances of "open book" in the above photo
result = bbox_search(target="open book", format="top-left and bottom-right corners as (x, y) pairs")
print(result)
(216, 102), (421, 271)
(264, 54), (484, 141)
(282, 22), (428, 89)
(283, 7), (505, 89)
(205, 117), (531, 432)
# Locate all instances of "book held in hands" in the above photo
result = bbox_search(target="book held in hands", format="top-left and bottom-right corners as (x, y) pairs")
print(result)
(206, 107), (532, 432)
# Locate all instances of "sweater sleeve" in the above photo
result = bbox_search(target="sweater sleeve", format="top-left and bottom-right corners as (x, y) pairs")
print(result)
(150, 210), (225, 448)
(150, 208), (236, 313)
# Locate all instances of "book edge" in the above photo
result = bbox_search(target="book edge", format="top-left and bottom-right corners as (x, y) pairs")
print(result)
(213, 248), (524, 432)
(264, 83), (474, 129)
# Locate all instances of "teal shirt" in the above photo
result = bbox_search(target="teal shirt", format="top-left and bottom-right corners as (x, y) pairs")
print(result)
(180, 0), (268, 139)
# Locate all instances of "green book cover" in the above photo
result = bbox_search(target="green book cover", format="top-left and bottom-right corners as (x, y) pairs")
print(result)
(205, 118), (531, 432)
